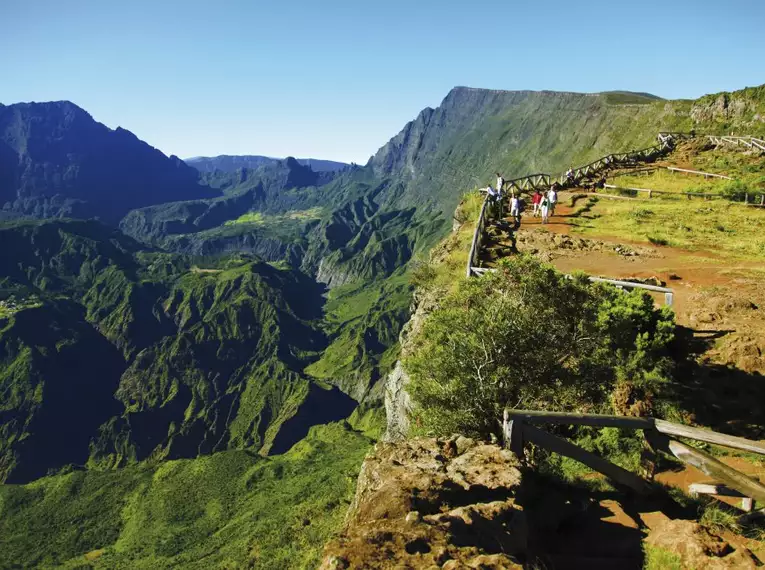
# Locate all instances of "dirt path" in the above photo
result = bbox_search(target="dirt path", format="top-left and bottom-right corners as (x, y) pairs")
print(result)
(500, 195), (765, 332)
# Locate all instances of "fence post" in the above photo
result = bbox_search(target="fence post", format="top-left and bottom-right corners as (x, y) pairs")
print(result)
(503, 410), (525, 460)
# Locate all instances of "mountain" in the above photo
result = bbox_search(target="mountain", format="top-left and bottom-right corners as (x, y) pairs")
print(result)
(186, 154), (349, 173)
(0, 219), (355, 484)
(0, 101), (219, 223)
(366, 85), (765, 217)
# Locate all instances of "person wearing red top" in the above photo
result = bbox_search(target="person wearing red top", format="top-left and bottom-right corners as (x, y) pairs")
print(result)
(531, 190), (542, 217)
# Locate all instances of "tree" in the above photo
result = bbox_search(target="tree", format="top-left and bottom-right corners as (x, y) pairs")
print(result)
(404, 256), (674, 438)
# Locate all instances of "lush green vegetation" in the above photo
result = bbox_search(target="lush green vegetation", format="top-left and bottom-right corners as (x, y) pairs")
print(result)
(306, 273), (412, 399)
(226, 207), (325, 226)
(404, 255), (675, 439)
(0, 422), (371, 569)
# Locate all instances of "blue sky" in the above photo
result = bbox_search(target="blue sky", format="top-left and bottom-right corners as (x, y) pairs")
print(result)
(2, 0), (764, 163)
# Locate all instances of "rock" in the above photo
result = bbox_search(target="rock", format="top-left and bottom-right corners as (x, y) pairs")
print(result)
(327, 555), (349, 569)
(645, 517), (758, 569)
(455, 436), (476, 455)
(319, 437), (524, 569)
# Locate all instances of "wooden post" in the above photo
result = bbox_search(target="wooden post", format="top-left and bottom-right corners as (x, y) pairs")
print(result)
(504, 409), (525, 459)
(640, 429), (660, 481)
(522, 424), (651, 494)
(661, 439), (765, 504)
(688, 483), (748, 498)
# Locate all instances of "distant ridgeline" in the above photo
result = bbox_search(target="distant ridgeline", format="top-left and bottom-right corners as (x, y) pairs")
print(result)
(1, 84), (764, 485)
(185, 154), (349, 173)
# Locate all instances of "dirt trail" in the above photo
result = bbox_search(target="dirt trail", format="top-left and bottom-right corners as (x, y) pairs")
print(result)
(500, 193), (765, 331)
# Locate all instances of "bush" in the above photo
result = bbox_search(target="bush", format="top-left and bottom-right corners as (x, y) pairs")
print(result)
(404, 256), (675, 438)
(720, 179), (749, 201)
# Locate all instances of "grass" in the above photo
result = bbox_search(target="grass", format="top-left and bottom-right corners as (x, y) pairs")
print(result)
(643, 545), (683, 570)
(611, 169), (727, 195)
(409, 189), (484, 294)
(699, 502), (742, 535)
(568, 196), (765, 258)
(0, 421), (371, 570)
(226, 207), (325, 226)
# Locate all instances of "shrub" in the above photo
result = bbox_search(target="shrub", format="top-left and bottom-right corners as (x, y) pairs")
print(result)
(629, 208), (654, 221)
(720, 179), (749, 201)
(404, 256), (675, 438)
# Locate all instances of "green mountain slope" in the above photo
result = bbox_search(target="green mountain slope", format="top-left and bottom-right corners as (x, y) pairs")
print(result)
(0, 219), (356, 483)
(0, 422), (369, 569)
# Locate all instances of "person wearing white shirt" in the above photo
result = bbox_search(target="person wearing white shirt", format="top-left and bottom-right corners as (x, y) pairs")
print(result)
(510, 194), (520, 221)
(547, 187), (558, 216)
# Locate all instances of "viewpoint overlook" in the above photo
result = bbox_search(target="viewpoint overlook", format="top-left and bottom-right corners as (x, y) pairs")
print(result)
(1, 82), (764, 569)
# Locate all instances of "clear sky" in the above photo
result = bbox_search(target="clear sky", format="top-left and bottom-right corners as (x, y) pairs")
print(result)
(2, 0), (764, 163)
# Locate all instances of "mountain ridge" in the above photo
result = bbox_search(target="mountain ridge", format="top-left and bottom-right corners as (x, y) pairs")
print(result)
(186, 154), (349, 173)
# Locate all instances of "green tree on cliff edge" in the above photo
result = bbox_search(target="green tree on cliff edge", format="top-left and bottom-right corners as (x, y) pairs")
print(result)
(404, 256), (675, 438)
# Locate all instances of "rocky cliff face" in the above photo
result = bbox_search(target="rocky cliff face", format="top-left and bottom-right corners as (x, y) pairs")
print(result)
(320, 436), (526, 569)
(383, 288), (439, 441)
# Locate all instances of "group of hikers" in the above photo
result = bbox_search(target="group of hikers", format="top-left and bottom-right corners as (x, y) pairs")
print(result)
(486, 172), (558, 225)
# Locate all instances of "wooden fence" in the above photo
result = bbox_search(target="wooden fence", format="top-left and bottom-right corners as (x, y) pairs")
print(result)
(708, 135), (765, 153)
(465, 198), (489, 278)
(503, 409), (765, 515)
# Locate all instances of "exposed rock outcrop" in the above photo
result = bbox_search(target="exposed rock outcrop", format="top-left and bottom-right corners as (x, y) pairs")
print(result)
(383, 289), (440, 441)
(320, 437), (526, 569)
(643, 512), (758, 569)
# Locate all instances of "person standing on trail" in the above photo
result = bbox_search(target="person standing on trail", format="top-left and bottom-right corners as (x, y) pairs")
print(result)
(496, 173), (504, 194)
(486, 185), (501, 219)
(510, 193), (520, 223)
(547, 186), (558, 216)
(532, 190), (542, 217)
(566, 167), (574, 185)
(540, 194), (550, 224)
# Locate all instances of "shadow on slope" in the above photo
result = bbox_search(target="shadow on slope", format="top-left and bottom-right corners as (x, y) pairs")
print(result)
(269, 384), (357, 455)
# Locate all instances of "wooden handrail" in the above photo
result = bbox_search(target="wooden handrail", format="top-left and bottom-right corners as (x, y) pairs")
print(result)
(465, 197), (489, 278)
(505, 409), (765, 456)
(504, 408), (765, 505)
(667, 166), (733, 179)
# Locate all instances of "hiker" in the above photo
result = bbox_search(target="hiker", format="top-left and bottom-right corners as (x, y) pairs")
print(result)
(510, 193), (520, 224)
(531, 190), (542, 217)
(495, 184), (504, 219)
(486, 185), (501, 219)
(496, 172), (504, 194)
(547, 186), (558, 216)
(565, 167), (574, 184)
(540, 194), (550, 224)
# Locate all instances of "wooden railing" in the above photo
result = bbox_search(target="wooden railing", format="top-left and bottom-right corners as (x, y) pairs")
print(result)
(503, 409), (765, 514)
(465, 198), (489, 278)
(708, 135), (765, 152)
